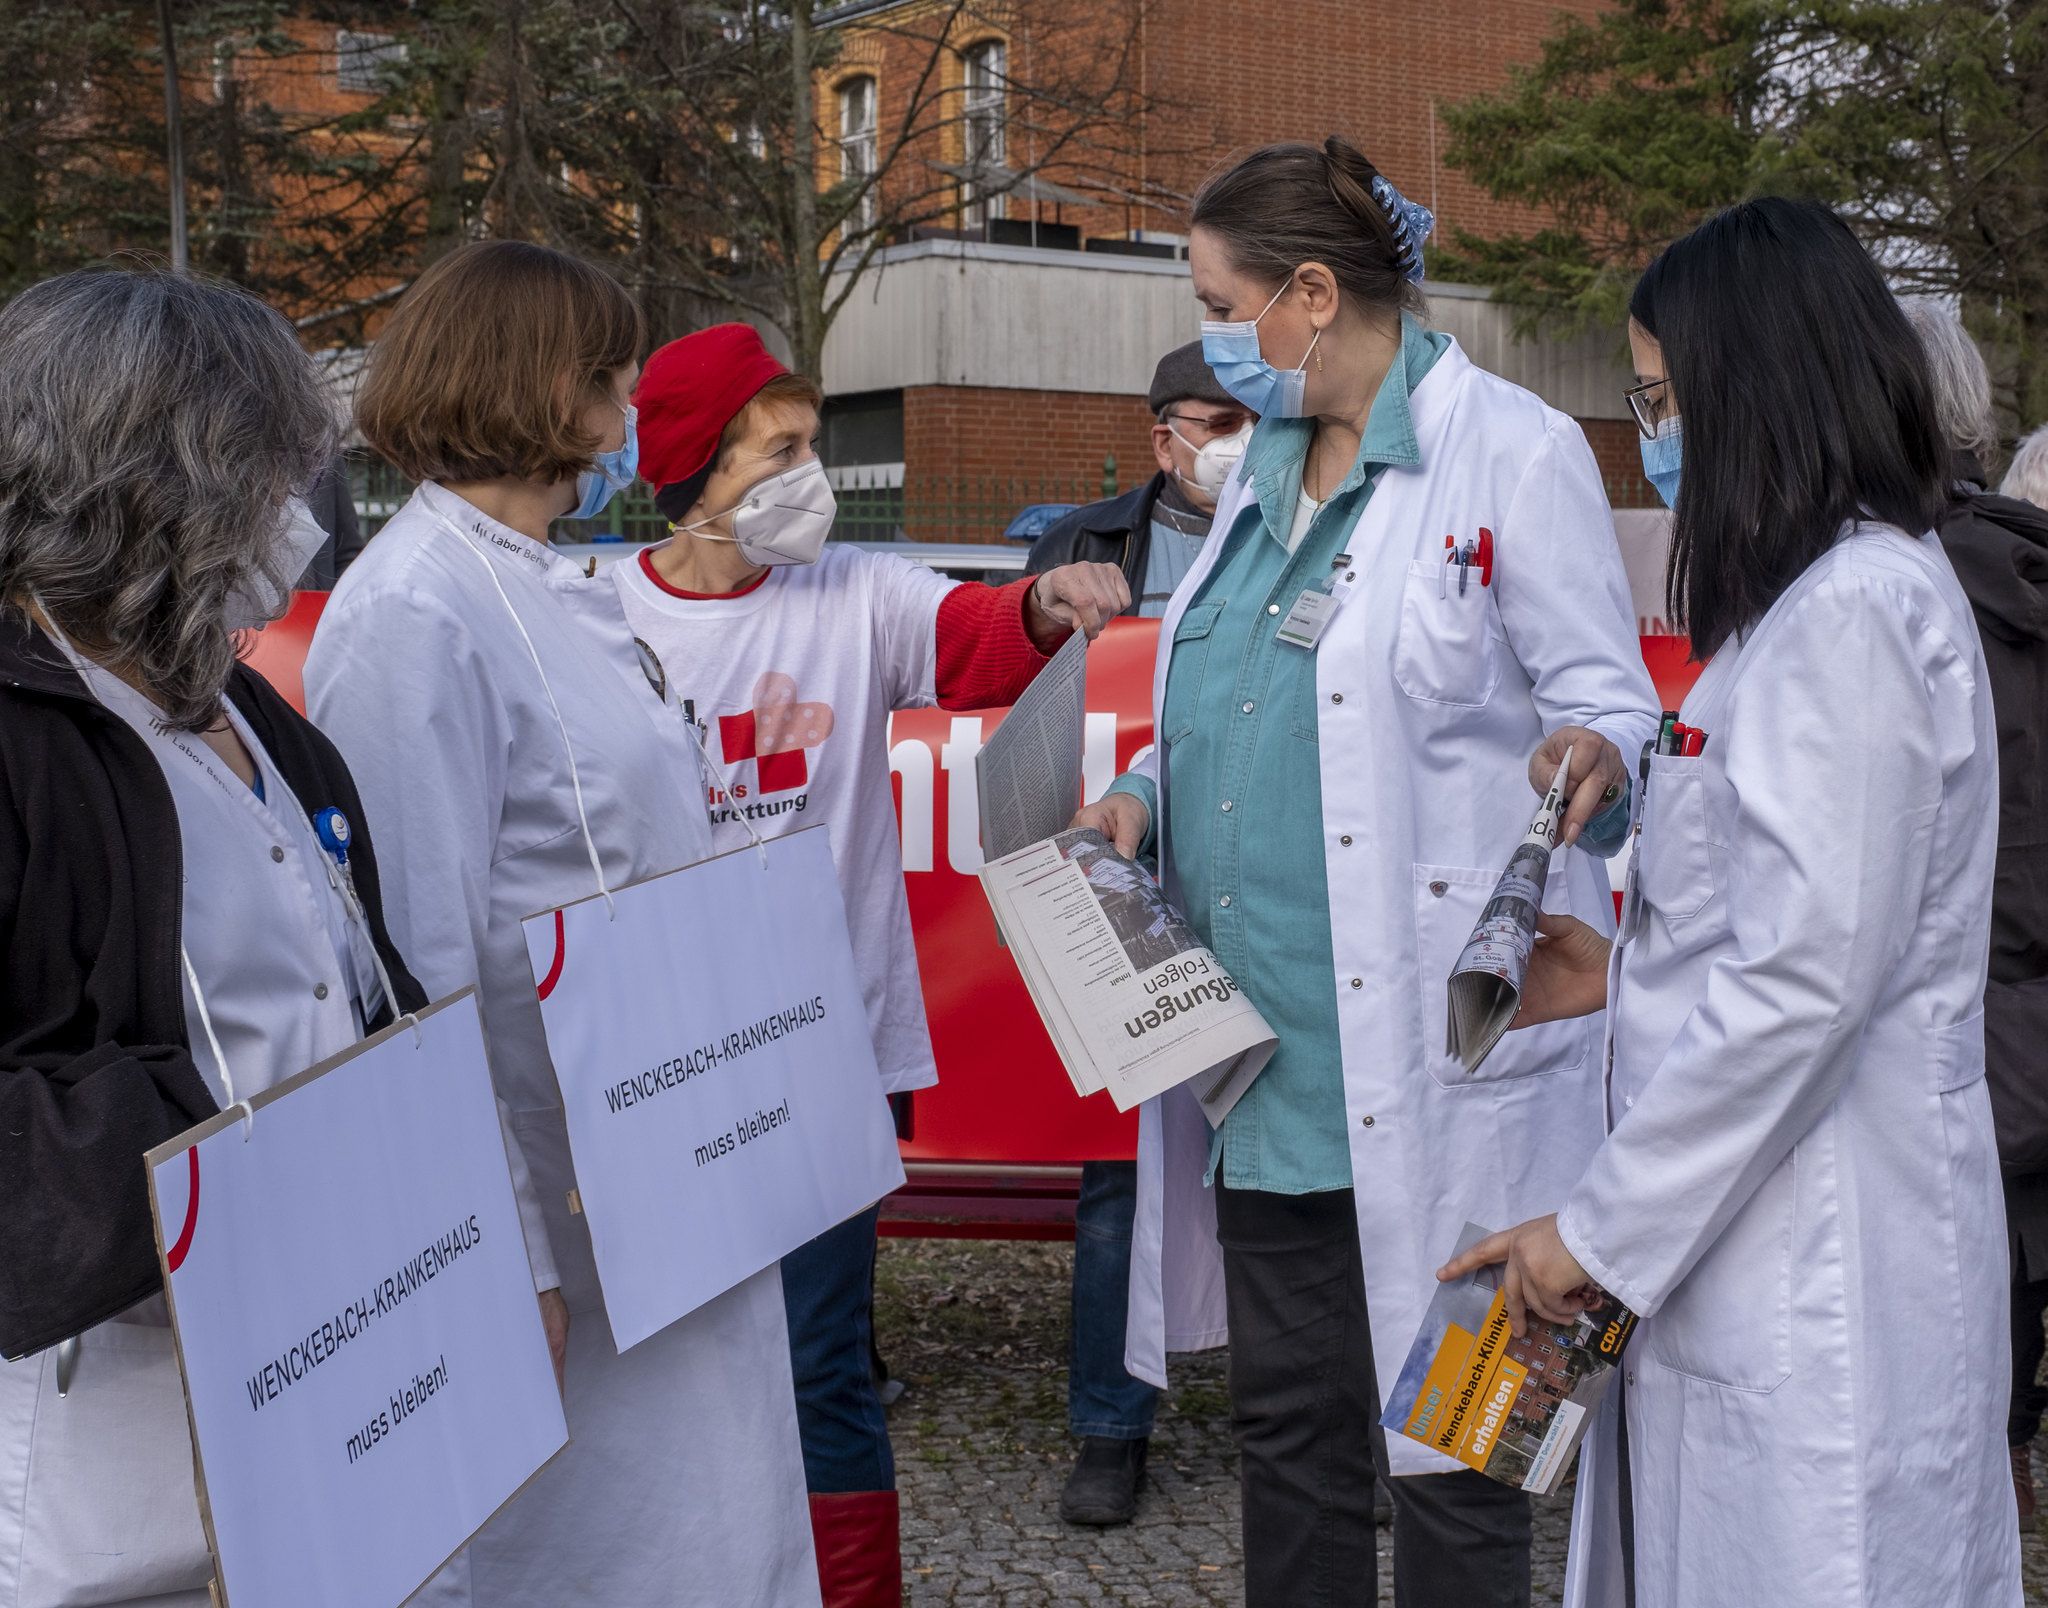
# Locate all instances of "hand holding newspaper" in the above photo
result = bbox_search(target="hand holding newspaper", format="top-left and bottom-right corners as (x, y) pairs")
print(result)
(1382, 1222), (1636, 1495)
(978, 828), (1277, 1123)
(1445, 747), (1574, 1074)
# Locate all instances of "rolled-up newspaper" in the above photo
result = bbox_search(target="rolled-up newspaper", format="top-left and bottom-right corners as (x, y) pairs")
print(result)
(1445, 748), (1574, 1073)
(979, 827), (1278, 1123)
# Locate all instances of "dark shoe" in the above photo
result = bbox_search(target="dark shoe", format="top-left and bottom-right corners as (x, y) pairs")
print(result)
(1060, 1435), (1148, 1526)
(2015, 1444), (2038, 1522)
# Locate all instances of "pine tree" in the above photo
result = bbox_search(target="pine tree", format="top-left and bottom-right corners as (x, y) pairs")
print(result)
(1442, 0), (2048, 425)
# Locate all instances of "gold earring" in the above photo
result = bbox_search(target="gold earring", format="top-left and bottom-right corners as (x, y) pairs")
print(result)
(1315, 340), (1324, 372)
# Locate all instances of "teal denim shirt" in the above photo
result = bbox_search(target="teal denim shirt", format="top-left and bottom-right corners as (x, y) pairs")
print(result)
(1109, 316), (1448, 1192)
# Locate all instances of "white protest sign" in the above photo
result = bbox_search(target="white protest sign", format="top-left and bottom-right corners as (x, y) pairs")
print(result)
(146, 992), (566, 1608)
(524, 825), (906, 1352)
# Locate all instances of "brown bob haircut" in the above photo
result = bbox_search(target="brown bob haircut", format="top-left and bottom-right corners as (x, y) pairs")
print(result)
(358, 241), (644, 486)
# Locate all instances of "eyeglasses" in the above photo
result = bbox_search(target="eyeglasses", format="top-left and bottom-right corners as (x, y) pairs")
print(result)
(1162, 410), (1250, 439)
(1625, 378), (1672, 441)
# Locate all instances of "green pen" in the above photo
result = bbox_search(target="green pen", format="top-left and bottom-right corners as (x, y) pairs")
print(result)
(1656, 710), (1679, 756)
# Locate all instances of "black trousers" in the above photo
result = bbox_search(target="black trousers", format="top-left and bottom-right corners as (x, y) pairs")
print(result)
(2011, 1265), (2048, 1447)
(1215, 1183), (1533, 1608)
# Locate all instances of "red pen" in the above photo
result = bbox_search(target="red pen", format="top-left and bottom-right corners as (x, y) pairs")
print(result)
(1681, 729), (1706, 757)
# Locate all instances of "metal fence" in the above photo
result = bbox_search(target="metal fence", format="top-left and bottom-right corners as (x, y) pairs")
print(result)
(349, 455), (1125, 547)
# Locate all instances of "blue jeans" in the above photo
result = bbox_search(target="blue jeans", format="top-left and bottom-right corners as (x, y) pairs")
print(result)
(1068, 1160), (1160, 1439)
(780, 1203), (895, 1492)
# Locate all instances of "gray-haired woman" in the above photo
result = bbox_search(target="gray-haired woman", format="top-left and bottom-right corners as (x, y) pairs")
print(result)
(0, 267), (426, 1606)
(1905, 301), (2048, 1535)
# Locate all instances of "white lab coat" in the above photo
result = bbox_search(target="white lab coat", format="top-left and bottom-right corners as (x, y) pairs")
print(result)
(0, 665), (378, 1608)
(1556, 526), (2021, 1608)
(307, 485), (820, 1608)
(1122, 340), (1661, 1480)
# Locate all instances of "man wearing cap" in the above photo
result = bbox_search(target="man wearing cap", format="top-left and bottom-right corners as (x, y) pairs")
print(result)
(619, 323), (1127, 1608)
(1023, 342), (1253, 1528)
(1027, 340), (1255, 618)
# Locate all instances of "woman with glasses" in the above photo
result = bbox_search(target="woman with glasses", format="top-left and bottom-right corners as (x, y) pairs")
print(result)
(1447, 198), (2022, 1607)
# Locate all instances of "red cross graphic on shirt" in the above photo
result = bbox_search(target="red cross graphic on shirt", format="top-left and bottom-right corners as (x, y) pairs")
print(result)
(716, 672), (835, 795)
(718, 710), (810, 793)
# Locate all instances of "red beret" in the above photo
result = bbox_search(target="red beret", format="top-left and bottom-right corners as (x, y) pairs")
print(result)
(634, 323), (789, 496)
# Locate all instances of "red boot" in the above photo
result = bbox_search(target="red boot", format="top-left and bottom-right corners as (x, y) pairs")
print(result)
(807, 1490), (902, 1608)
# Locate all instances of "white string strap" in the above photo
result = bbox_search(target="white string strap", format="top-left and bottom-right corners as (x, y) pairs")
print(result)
(181, 947), (254, 1140)
(453, 530), (616, 920)
(633, 635), (771, 871)
(680, 709), (772, 870)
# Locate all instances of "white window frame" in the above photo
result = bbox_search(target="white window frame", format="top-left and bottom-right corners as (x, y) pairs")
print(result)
(336, 29), (405, 96)
(838, 76), (879, 235)
(961, 40), (1006, 230)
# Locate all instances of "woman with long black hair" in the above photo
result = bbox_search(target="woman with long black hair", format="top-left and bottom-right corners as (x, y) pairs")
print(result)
(1447, 197), (2023, 1606)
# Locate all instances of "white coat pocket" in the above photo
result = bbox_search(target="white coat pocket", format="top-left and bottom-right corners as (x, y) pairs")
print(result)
(1394, 559), (1502, 708)
(1162, 602), (1224, 747)
(2, 1315), (212, 1606)
(1642, 1151), (1796, 1392)
(1635, 755), (1717, 923)
(1415, 863), (1590, 1088)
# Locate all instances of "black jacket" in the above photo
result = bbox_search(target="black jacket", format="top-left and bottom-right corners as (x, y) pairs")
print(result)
(1023, 473), (1168, 615)
(1935, 475), (2048, 1247)
(0, 611), (424, 1359)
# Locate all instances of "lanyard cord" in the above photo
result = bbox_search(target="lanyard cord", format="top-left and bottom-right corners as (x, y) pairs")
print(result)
(633, 635), (771, 868)
(441, 514), (617, 919)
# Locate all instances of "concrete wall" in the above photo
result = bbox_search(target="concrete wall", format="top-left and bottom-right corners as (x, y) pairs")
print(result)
(821, 240), (1632, 422)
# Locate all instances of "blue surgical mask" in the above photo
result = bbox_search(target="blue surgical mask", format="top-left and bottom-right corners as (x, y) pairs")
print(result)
(569, 403), (638, 522)
(1639, 415), (1682, 509)
(1202, 281), (1320, 419)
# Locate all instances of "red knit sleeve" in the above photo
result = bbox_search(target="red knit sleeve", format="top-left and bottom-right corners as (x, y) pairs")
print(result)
(932, 577), (1063, 710)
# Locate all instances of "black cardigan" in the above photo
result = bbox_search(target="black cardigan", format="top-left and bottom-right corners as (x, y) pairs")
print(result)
(0, 611), (425, 1360)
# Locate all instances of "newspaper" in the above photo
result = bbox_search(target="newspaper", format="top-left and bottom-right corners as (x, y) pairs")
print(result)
(1445, 748), (1574, 1074)
(978, 827), (1278, 1122)
(1382, 1222), (1637, 1495)
(976, 628), (1088, 861)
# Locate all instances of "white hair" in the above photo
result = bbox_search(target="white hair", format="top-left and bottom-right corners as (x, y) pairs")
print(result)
(2001, 428), (2048, 510)
(1901, 299), (1998, 470)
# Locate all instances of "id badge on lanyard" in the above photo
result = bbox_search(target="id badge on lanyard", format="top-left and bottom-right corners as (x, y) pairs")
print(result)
(1277, 552), (1360, 651)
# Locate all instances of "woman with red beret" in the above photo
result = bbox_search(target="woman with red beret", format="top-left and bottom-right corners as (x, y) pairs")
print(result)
(622, 323), (1127, 1606)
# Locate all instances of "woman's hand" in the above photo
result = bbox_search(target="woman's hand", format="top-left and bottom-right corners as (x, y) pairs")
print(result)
(1027, 562), (1131, 645)
(1438, 1215), (1599, 1338)
(538, 1286), (570, 1397)
(1530, 726), (1629, 846)
(1070, 791), (1151, 857)
(1513, 912), (1612, 1028)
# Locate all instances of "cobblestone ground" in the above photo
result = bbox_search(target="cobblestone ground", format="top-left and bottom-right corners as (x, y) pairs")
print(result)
(878, 1236), (2048, 1607)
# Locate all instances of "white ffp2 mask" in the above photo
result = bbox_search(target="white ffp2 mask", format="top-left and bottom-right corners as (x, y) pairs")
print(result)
(684, 457), (837, 567)
(1172, 422), (1254, 500)
(226, 496), (329, 629)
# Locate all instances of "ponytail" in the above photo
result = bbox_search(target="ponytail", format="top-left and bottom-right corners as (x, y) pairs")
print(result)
(1192, 137), (1425, 316)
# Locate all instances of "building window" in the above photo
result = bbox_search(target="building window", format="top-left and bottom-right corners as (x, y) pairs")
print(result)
(838, 76), (878, 234)
(336, 29), (405, 95)
(961, 39), (1006, 229)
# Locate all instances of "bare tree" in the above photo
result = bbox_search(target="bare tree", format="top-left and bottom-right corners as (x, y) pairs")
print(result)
(603, 0), (1186, 377)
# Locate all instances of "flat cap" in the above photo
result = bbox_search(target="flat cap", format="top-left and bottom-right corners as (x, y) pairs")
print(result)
(1146, 339), (1238, 416)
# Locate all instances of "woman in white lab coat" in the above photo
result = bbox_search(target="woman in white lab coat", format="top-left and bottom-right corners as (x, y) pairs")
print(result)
(1073, 137), (1659, 1606)
(0, 269), (427, 1605)
(305, 242), (819, 1607)
(1446, 199), (2023, 1607)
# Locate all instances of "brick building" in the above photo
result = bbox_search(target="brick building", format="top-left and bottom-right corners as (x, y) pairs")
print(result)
(811, 0), (1657, 536)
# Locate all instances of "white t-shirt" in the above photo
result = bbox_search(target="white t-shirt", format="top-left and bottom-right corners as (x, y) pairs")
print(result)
(612, 543), (954, 1094)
